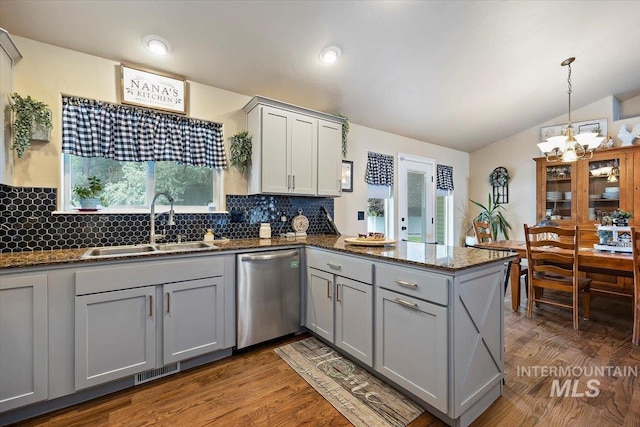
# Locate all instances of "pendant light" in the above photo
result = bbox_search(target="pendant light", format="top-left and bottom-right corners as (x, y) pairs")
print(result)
(537, 57), (604, 162)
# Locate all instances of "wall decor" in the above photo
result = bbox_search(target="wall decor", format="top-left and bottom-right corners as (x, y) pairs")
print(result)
(540, 118), (607, 143)
(341, 160), (353, 192)
(120, 63), (187, 114)
(489, 166), (509, 204)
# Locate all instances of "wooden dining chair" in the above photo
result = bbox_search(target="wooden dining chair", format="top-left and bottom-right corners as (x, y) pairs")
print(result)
(631, 227), (640, 345)
(473, 220), (493, 243)
(474, 219), (528, 296)
(524, 224), (591, 330)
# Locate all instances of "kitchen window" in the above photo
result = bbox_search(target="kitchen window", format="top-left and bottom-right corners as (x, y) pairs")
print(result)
(60, 95), (227, 212)
(62, 154), (223, 212)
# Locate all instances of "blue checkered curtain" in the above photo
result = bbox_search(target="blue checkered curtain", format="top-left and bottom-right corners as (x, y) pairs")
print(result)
(365, 152), (394, 186)
(436, 164), (454, 191)
(61, 96), (227, 168)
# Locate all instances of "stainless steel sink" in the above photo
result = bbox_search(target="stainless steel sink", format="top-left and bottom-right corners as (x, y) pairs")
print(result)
(155, 241), (217, 252)
(82, 244), (159, 258)
(82, 241), (217, 259)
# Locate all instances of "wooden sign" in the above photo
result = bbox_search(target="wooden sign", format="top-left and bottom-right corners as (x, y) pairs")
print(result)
(120, 63), (187, 114)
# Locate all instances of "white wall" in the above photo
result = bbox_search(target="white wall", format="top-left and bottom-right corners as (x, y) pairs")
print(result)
(470, 95), (640, 240)
(10, 36), (471, 243)
(334, 123), (469, 243)
(10, 36), (250, 197)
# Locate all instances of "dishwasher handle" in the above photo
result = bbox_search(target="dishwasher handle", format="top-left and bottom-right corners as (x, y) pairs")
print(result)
(239, 249), (299, 262)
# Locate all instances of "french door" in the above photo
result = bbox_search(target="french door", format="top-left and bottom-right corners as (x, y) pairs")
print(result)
(397, 154), (435, 243)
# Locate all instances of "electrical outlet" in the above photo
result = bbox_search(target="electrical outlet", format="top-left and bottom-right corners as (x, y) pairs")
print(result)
(357, 211), (365, 220)
(281, 215), (287, 222)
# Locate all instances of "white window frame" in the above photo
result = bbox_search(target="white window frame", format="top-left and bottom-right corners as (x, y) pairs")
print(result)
(60, 154), (225, 213)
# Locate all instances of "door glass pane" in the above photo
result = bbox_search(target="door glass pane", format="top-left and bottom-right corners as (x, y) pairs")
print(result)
(545, 165), (572, 220)
(588, 159), (620, 221)
(407, 171), (425, 242)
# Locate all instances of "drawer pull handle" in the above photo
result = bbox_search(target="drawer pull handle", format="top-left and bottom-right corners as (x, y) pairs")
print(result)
(327, 262), (342, 271)
(394, 298), (418, 309)
(394, 279), (418, 289)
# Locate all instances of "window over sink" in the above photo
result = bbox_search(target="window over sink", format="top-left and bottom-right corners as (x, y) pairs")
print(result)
(62, 154), (223, 212)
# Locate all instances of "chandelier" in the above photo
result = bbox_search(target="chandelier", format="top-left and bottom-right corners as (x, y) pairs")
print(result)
(537, 57), (604, 162)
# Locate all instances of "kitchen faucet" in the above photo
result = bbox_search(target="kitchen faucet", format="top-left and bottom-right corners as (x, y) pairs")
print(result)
(150, 192), (175, 244)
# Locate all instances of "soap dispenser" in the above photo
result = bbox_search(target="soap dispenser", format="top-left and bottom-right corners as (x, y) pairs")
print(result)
(204, 229), (214, 242)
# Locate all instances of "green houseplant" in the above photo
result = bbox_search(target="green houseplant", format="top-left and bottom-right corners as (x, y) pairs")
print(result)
(469, 193), (512, 240)
(228, 131), (252, 174)
(9, 93), (53, 158)
(611, 209), (633, 226)
(73, 176), (106, 209)
(334, 112), (350, 158)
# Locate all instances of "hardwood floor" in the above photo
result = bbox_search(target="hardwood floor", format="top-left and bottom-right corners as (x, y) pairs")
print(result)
(12, 290), (640, 427)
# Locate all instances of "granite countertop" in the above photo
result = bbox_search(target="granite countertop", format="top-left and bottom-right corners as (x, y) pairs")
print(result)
(0, 235), (514, 272)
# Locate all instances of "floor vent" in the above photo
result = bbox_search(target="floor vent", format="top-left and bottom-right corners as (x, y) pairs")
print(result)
(134, 362), (180, 385)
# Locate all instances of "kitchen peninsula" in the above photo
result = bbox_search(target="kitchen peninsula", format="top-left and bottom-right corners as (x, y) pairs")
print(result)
(0, 236), (514, 427)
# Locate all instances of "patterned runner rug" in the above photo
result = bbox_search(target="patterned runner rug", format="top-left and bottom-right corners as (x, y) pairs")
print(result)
(274, 337), (424, 427)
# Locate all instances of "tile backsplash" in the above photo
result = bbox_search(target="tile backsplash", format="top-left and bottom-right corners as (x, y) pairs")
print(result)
(0, 184), (336, 253)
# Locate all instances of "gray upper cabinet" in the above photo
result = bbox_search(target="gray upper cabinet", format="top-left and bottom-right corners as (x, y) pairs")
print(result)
(163, 277), (225, 364)
(244, 96), (344, 196)
(75, 286), (157, 390)
(317, 120), (342, 196)
(0, 29), (22, 185)
(0, 274), (48, 412)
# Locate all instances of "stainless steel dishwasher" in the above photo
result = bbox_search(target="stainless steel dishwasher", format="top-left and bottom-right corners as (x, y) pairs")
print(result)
(236, 249), (301, 349)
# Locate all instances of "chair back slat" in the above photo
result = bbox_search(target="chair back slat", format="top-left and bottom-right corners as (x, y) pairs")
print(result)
(473, 220), (493, 243)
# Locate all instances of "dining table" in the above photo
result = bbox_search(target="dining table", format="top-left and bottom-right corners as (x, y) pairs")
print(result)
(473, 240), (634, 312)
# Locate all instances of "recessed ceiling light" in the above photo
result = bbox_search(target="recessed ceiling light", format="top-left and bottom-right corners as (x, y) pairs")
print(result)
(319, 46), (341, 64)
(143, 34), (171, 55)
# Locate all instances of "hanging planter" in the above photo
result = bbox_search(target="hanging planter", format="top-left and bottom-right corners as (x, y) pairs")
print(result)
(9, 93), (53, 158)
(228, 131), (252, 174)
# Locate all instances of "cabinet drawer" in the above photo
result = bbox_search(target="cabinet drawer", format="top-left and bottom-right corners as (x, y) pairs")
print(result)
(306, 248), (373, 284)
(376, 262), (449, 306)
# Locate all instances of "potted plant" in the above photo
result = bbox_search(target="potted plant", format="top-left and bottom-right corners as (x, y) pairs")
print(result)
(469, 193), (512, 240)
(9, 93), (53, 158)
(228, 131), (252, 174)
(73, 176), (106, 210)
(610, 209), (633, 226)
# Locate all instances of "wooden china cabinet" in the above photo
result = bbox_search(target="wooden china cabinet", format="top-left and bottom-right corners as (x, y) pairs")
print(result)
(535, 145), (640, 296)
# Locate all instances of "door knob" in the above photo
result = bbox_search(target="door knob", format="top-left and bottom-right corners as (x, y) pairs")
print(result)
(401, 226), (407, 231)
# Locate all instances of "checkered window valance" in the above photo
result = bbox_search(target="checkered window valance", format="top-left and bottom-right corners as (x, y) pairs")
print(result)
(365, 152), (394, 186)
(436, 164), (454, 191)
(61, 96), (227, 169)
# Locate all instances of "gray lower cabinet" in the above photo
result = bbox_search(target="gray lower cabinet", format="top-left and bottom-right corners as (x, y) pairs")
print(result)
(375, 287), (448, 413)
(335, 277), (372, 366)
(74, 256), (229, 391)
(75, 286), (156, 390)
(0, 274), (48, 412)
(163, 277), (225, 364)
(305, 248), (374, 366)
(306, 268), (334, 342)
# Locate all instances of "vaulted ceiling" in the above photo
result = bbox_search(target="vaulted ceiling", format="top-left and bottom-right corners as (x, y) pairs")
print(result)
(2, 0), (640, 152)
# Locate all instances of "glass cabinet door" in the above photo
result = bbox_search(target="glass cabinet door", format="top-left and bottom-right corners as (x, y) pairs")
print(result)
(586, 157), (622, 222)
(544, 165), (573, 221)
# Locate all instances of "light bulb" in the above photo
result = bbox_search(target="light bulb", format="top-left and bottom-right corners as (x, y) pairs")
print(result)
(319, 46), (341, 64)
(143, 35), (171, 55)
